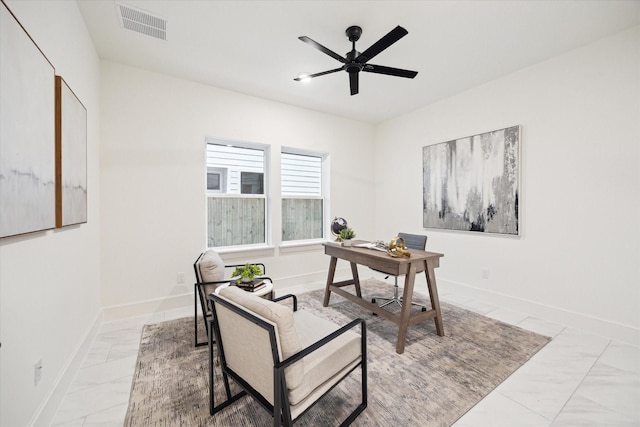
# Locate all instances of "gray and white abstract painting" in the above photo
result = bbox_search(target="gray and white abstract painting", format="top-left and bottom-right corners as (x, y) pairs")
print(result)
(423, 126), (520, 235)
(59, 77), (87, 227)
(1, 3), (56, 238)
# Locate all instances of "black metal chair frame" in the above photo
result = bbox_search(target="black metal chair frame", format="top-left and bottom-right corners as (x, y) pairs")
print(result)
(193, 252), (271, 347)
(208, 292), (368, 426)
(371, 232), (428, 311)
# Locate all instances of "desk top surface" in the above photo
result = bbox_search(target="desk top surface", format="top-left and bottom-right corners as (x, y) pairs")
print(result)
(323, 240), (443, 260)
(323, 240), (443, 274)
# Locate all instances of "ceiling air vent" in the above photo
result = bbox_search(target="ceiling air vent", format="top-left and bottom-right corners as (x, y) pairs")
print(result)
(116, 3), (167, 41)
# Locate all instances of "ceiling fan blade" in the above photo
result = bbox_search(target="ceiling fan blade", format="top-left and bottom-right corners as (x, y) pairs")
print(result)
(298, 36), (346, 63)
(349, 71), (359, 96)
(355, 26), (408, 63)
(363, 64), (418, 78)
(293, 67), (343, 81)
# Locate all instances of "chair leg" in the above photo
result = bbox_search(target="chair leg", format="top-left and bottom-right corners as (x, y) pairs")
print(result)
(195, 285), (215, 347)
(195, 313), (212, 347)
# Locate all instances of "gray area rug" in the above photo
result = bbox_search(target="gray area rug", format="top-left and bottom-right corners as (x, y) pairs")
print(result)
(125, 279), (550, 426)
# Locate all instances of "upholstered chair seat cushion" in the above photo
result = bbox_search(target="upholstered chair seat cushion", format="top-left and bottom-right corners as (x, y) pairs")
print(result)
(288, 310), (361, 406)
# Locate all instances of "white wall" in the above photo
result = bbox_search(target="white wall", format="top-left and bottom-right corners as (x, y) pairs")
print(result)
(375, 26), (640, 345)
(0, 1), (101, 426)
(99, 61), (376, 318)
(1, 3), (636, 425)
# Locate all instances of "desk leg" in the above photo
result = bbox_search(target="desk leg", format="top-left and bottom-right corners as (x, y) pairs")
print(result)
(396, 263), (417, 354)
(425, 259), (444, 336)
(350, 262), (362, 298)
(323, 256), (338, 307)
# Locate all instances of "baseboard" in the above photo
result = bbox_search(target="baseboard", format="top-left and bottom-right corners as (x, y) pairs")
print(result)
(279, 270), (640, 346)
(271, 267), (352, 294)
(103, 293), (193, 321)
(106, 268), (639, 347)
(102, 267), (356, 321)
(439, 278), (640, 347)
(29, 311), (103, 427)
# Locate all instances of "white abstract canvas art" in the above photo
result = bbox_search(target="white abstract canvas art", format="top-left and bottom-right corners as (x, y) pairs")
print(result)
(423, 126), (520, 235)
(0, 3), (56, 238)
(56, 76), (87, 227)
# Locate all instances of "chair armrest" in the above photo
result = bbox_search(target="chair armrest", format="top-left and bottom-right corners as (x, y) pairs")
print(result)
(273, 294), (297, 311)
(277, 318), (366, 369)
(197, 275), (272, 287)
(195, 279), (233, 286)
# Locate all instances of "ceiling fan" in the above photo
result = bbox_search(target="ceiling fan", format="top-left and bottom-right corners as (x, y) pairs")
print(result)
(294, 25), (418, 96)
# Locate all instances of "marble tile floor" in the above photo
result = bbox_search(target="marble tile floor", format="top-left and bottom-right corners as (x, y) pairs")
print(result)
(51, 286), (640, 426)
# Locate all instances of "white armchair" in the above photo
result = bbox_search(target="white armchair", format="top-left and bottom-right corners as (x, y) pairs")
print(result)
(208, 286), (367, 426)
(193, 249), (270, 347)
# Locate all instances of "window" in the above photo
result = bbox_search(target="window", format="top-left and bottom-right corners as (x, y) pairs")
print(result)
(206, 140), (268, 248)
(241, 172), (264, 194)
(281, 150), (327, 242)
(207, 167), (226, 192)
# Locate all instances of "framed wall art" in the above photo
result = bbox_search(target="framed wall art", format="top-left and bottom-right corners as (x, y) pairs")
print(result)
(422, 125), (520, 235)
(55, 76), (87, 228)
(0, 2), (56, 238)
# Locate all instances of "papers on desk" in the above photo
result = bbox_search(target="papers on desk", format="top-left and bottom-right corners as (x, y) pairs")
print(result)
(354, 241), (388, 252)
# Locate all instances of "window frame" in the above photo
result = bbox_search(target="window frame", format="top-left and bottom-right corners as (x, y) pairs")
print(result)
(205, 138), (271, 251)
(280, 147), (330, 246)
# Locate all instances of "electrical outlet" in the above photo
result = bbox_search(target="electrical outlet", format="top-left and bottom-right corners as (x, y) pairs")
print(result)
(481, 268), (490, 279)
(177, 272), (184, 284)
(34, 359), (42, 386)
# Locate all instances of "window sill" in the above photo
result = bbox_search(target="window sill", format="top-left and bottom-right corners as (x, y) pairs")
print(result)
(279, 239), (329, 254)
(214, 244), (276, 260)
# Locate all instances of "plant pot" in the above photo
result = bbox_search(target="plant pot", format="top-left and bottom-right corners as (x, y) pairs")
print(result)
(342, 239), (352, 247)
(241, 277), (253, 283)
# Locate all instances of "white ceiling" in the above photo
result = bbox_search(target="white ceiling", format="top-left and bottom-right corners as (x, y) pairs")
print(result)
(77, 0), (640, 123)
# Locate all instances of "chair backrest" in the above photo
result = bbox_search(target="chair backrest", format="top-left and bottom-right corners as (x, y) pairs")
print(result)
(212, 286), (304, 404)
(194, 249), (227, 315)
(397, 232), (427, 250)
(212, 293), (279, 403)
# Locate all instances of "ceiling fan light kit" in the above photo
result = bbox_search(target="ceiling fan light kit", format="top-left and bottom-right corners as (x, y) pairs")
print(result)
(295, 25), (418, 96)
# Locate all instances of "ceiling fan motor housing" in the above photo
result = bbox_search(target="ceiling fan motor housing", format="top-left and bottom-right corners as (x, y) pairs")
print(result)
(346, 25), (362, 42)
(346, 50), (364, 73)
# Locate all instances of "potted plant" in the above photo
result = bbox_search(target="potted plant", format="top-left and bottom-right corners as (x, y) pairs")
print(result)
(232, 263), (263, 283)
(339, 227), (356, 246)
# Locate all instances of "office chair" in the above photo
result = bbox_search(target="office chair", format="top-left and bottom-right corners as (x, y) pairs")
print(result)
(371, 232), (428, 311)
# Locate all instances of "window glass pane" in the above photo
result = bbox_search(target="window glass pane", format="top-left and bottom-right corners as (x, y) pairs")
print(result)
(207, 167), (226, 193)
(281, 152), (321, 196)
(241, 172), (264, 194)
(281, 151), (324, 242)
(207, 197), (265, 247)
(207, 144), (264, 195)
(207, 173), (220, 191)
(206, 141), (267, 247)
(282, 198), (323, 241)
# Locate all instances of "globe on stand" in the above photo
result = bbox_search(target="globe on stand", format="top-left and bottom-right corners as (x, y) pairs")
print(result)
(330, 217), (348, 240)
